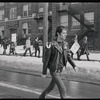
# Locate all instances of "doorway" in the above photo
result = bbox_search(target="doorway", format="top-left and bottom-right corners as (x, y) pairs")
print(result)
(10, 28), (17, 34)
(10, 28), (17, 39)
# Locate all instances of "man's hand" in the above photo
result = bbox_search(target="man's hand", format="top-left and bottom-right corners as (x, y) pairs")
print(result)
(41, 74), (47, 79)
(74, 67), (78, 72)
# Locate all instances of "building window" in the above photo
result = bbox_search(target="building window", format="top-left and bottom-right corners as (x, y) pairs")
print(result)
(38, 27), (43, 33)
(0, 26), (4, 39)
(70, 3), (81, 4)
(39, 7), (43, 12)
(23, 29), (26, 34)
(23, 4), (28, 17)
(28, 22), (31, 34)
(0, 10), (4, 20)
(10, 29), (17, 34)
(38, 20), (43, 34)
(0, 3), (4, 6)
(84, 12), (94, 24)
(72, 15), (80, 29)
(23, 3), (32, 17)
(28, 3), (31, 16)
(59, 2), (66, 5)
(9, 7), (17, 19)
(22, 22), (31, 35)
(9, 2), (15, 4)
(60, 15), (68, 27)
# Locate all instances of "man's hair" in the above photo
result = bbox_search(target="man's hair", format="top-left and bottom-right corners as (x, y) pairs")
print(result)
(55, 26), (65, 37)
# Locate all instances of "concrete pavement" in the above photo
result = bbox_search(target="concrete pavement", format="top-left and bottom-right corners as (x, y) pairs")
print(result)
(0, 45), (100, 84)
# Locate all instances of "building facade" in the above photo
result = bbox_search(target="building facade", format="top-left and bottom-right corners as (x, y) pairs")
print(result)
(0, 3), (100, 50)
(0, 2), (52, 45)
(52, 3), (100, 51)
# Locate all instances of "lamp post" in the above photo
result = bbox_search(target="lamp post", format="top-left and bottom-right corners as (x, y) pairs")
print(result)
(42, 3), (48, 62)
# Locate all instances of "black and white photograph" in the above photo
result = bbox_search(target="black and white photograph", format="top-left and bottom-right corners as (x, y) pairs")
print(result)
(0, 2), (100, 99)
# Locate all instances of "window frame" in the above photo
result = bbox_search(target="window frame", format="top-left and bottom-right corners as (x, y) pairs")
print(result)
(60, 15), (68, 27)
(0, 10), (4, 20)
(9, 7), (17, 19)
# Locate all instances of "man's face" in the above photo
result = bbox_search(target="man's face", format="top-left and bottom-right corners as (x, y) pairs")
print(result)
(60, 29), (67, 40)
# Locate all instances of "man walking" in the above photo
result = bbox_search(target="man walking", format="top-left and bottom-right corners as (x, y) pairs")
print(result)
(39, 26), (78, 99)
(9, 42), (15, 55)
(23, 37), (32, 56)
(33, 37), (40, 58)
(2, 38), (8, 55)
(78, 36), (90, 61)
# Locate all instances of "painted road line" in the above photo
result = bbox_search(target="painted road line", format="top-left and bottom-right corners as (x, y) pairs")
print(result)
(0, 81), (61, 98)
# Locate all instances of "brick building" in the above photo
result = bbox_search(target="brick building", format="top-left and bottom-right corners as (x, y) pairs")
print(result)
(52, 3), (100, 51)
(0, 3), (100, 50)
(0, 2), (52, 45)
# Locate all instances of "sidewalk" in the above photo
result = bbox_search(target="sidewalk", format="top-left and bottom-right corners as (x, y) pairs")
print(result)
(0, 45), (100, 84)
(0, 45), (43, 56)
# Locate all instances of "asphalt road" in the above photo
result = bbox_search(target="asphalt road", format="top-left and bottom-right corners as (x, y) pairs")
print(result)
(0, 69), (100, 98)
(0, 81), (60, 99)
(0, 69), (60, 99)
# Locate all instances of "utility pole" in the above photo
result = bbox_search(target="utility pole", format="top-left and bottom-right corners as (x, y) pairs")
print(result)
(42, 3), (48, 62)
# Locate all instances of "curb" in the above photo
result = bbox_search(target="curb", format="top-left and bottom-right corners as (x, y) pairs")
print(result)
(0, 55), (100, 85)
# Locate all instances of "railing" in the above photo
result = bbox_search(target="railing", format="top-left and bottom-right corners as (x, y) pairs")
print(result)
(58, 4), (93, 31)
(17, 38), (24, 45)
(57, 3), (94, 44)
(68, 6), (93, 27)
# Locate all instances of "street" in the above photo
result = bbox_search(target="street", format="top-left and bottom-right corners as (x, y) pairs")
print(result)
(0, 69), (100, 98)
(0, 84), (38, 98)
(0, 69), (59, 98)
(0, 2), (100, 99)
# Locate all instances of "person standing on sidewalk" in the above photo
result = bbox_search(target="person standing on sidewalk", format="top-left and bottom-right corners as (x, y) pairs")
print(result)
(23, 37), (32, 56)
(39, 26), (78, 99)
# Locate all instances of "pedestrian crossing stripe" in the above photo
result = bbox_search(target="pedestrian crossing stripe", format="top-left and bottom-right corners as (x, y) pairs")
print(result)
(0, 81), (62, 98)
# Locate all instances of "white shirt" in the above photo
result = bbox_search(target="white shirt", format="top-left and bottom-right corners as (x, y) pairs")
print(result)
(26, 39), (31, 49)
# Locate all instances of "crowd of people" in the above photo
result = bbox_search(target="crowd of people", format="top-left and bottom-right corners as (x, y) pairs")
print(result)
(0, 32), (90, 61)
(0, 36), (41, 58)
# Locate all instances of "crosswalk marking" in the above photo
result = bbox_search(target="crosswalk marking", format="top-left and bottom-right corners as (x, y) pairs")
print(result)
(0, 81), (72, 98)
(0, 81), (61, 98)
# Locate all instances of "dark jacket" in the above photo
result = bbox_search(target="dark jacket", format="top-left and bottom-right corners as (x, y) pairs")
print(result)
(42, 40), (76, 75)
(33, 40), (40, 49)
(2, 39), (8, 49)
(80, 39), (89, 55)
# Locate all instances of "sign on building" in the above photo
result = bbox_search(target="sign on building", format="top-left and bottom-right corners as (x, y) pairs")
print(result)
(11, 33), (16, 42)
